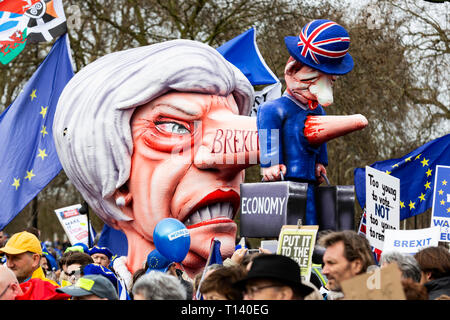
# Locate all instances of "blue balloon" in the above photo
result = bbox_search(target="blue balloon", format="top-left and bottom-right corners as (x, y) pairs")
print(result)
(153, 218), (191, 263)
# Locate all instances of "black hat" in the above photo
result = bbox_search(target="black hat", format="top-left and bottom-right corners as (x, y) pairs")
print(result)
(233, 254), (314, 297)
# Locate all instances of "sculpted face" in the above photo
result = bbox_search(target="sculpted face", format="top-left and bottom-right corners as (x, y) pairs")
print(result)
(115, 92), (258, 277)
(284, 60), (337, 109)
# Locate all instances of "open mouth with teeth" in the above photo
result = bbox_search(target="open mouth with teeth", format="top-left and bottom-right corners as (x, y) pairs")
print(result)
(182, 190), (240, 229)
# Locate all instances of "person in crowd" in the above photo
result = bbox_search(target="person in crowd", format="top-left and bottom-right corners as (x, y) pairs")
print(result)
(88, 246), (113, 268)
(318, 230), (375, 300)
(414, 246), (450, 299)
(132, 270), (187, 300)
(0, 230), (7, 248)
(380, 251), (422, 283)
(57, 274), (118, 300)
(233, 254), (314, 300)
(64, 251), (94, 285)
(193, 263), (224, 298)
(0, 265), (23, 300)
(199, 265), (246, 300)
(0, 231), (58, 286)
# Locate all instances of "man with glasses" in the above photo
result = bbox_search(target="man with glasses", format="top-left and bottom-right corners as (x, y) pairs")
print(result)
(0, 231), (58, 286)
(233, 254), (314, 300)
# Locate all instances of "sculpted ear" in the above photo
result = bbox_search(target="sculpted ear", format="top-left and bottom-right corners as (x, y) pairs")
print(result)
(110, 184), (134, 226)
(113, 185), (133, 208)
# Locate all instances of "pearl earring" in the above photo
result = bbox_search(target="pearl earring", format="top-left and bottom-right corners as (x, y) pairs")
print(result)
(115, 196), (126, 207)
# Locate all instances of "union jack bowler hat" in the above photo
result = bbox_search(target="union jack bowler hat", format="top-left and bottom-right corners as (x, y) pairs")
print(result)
(284, 19), (354, 75)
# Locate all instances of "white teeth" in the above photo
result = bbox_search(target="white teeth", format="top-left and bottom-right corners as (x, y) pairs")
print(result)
(184, 202), (234, 226)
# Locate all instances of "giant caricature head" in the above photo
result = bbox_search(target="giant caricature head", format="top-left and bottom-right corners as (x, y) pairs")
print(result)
(283, 19), (354, 110)
(53, 39), (257, 277)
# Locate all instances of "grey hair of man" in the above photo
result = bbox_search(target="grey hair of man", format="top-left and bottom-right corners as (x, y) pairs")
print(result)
(380, 251), (422, 283)
(132, 271), (187, 300)
(53, 39), (254, 226)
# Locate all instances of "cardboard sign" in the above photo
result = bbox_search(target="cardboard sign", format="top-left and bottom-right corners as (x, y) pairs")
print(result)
(383, 227), (441, 254)
(276, 225), (318, 282)
(431, 165), (450, 242)
(341, 263), (406, 300)
(365, 166), (400, 251)
(54, 204), (90, 246)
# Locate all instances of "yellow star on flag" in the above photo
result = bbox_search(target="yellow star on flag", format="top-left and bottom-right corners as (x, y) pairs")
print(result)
(24, 170), (35, 181)
(424, 181), (431, 190)
(12, 178), (20, 190)
(405, 156), (412, 162)
(30, 89), (37, 101)
(400, 201), (405, 209)
(441, 200), (446, 205)
(37, 148), (48, 160)
(40, 125), (48, 137)
(408, 200), (415, 210)
(392, 163), (399, 168)
(40, 106), (48, 118)
(420, 158), (429, 167)
(425, 168), (433, 177)
(447, 207), (450, 213)
(385, 170), (391, 175)
(418, 193), (425, 202)
(415, 154), (421, 160)
(438, 189), (444, 195)
(443, 180), (448, 186)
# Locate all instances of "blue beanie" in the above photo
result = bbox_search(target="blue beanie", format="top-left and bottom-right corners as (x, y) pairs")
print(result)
(82, 263), (118, 290)
(88, 246), (113, 260)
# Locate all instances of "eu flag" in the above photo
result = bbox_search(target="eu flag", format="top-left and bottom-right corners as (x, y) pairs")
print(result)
(354, 134), (450, 220)
(0, 34), (74, 229)
(217, 28), (278, 86)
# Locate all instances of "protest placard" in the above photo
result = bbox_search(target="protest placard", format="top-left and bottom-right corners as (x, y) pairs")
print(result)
(365, 166), (400, 251)
(341, 263), (406, 300)
(54, 204), (90, 246)
(276, 225), (318, 282)
(260, 240), (278, 253)
(431, 165), (450, 242)
(383, 227), (440, 255)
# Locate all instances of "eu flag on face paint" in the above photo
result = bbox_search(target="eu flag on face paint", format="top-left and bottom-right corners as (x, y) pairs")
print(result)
(354, 134), (450, 221)
(0, 34), (74, 229)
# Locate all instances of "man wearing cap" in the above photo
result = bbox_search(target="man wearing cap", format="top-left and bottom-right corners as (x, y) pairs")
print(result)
(88, 246), (113, 268)
(0, 231), (58, 286)
(57, 274), (119, 300)
(234, 254), (314, 300)
(257, 19), (364, 225)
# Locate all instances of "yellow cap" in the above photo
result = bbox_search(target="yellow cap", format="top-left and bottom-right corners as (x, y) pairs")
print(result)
(0, 231), (42, 255)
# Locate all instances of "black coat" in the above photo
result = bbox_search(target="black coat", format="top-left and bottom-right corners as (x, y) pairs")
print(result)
(425, 276), (450, 300)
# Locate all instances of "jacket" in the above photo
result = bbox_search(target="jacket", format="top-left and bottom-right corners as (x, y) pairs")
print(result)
(425, 276), (450, 300)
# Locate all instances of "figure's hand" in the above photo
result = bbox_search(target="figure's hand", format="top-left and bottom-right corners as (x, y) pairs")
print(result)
(315, 163), (327, 184)
(262, 164), (287, 181)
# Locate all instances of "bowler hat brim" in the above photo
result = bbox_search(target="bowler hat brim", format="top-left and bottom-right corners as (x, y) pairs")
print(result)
(233, 273), (314, 297)
(284, 36), (354, 75)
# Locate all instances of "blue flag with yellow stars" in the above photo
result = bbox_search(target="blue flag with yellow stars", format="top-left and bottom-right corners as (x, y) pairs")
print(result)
(0, 33), (74, 229)
(354, 134), (450, 221)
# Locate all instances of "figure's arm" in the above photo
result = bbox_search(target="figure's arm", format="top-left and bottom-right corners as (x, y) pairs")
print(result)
(257, 101), (286, 182)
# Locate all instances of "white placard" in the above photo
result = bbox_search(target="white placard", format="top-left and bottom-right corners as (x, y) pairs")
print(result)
(365, 166), (400, 251)
(54, 204), (89, 246)
(383, 227), (441, 254)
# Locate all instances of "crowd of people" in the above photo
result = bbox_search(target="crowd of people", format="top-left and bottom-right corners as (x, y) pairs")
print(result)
(0, 226), (449, 301)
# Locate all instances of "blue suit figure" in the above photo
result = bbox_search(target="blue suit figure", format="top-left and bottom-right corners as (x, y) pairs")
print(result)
(257, 19), (357, 225)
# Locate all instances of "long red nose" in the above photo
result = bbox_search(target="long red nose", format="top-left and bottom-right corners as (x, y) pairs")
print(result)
(304, 114), (368, 145)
